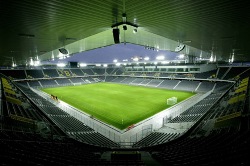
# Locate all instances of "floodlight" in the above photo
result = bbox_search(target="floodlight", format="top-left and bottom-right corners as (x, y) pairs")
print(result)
(34, 60), (40, 66)
(209, 55), (213, 62)
(156, 55), (165, 60)
(12, 62), (16, 67)
(57, 63), (66, 67)
(179, 54), (185, 59)
(29, 58), (34, 66)
(59, 48), (68, 55)
(79, 63), (87, 67)
(175, 43), (185, 52)
(162, 61), (169, 64)
(133, 57), (139, 61)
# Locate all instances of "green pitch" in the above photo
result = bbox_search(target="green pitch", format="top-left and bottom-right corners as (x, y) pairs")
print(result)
(41, 82), (195, 130)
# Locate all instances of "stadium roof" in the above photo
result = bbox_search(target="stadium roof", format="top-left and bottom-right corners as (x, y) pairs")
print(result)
(1, 0), (250, 66)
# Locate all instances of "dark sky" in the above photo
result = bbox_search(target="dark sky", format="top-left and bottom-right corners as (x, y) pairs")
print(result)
(53, 43), (179, 64)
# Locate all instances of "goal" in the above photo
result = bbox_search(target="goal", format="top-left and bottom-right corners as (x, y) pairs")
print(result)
(167, 97), (177, 105)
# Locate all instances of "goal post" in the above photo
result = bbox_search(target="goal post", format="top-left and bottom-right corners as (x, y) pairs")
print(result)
(167, 97), (177, 105)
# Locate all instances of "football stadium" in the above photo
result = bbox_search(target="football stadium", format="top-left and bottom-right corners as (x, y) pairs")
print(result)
(0, 1), (250, 165)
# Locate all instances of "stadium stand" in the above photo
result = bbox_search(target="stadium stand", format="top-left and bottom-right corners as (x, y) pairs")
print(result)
(43, 69), (60, 78)
(195, 81), (215, 92)
(16, 81), (29, 87)
(216, 66), (230, 79)
(57, 69), (73, 77)
(174, 80), (200, 92)
(55, 78), (72, 86)
(0, 69), (26, 80)
(92, 68), (106, 75)
(81, 68), (95, 75)
(70, 68), (85, 76)
(223, 67), (250, 80)
(194, 69), (217, 79)
(39, 79), (58, 87)
(27, 80), (41, 87)
(25, 69), (44, 79)
(69, 77), (85, 84)
(157, 79), (180, 89)
(146, 79), (164, 87)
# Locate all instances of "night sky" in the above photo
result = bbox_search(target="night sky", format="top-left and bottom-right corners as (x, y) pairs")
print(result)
(53, 43), (179, 64)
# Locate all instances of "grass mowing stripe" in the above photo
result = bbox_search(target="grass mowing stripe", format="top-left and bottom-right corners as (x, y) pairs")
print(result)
(41, 82), (195, 130)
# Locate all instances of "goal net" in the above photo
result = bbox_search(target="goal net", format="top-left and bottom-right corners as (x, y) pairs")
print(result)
(167, 97), (177, 105)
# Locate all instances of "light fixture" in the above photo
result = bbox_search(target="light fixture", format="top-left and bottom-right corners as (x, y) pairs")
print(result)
(175, 43), (185, 52)
(59, 48), (69, 55)
(111, 13), (138, 32)
(79, 63), (87, 67)
(34, 60), (40, 66)
(29, 57), (34, 66)
(209, 55), (213, 62)
(156, 55), (165, 60)
(162, 61), (169, 64)
(179, 54), (185, 59)
(133, 57), (139, 61)
(57, 63), (66, 67)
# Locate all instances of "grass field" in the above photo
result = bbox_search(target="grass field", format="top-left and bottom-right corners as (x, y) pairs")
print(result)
(41, 82), (195, 130)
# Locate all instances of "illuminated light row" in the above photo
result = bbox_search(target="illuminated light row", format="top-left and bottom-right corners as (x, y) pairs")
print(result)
(79, 63), (108, 67)
(79, 63), (87, 67)
(156, 55), (165, 60)
(57, 63), (66, 67)
(56, 61), (173, 68)
(113, 54), (186, 62)
(114, 56), (164, 63)
(133, 57), (139, 61)
(29, 56), (41, 66)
